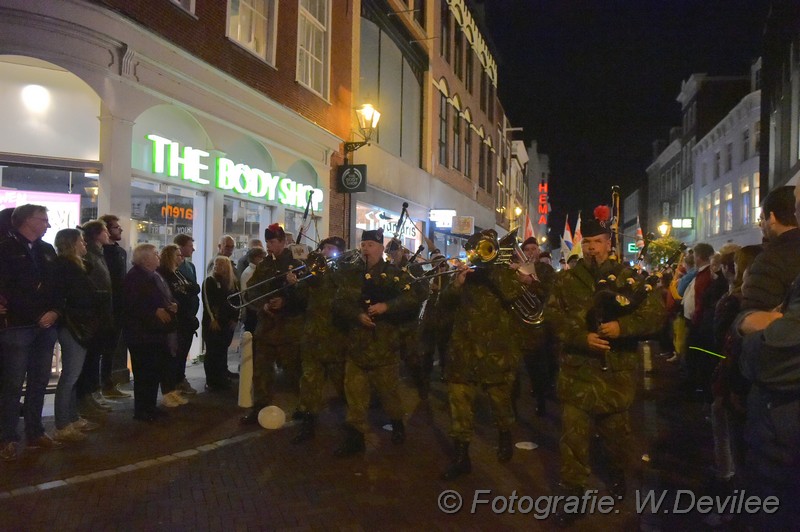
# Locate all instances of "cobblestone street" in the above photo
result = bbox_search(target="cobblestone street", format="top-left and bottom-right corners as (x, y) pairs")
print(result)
(0, 348), (749, 531)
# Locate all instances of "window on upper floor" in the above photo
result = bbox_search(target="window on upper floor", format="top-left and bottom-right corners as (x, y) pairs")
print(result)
(725, 142), (733, 173)
(701, 162), (707, 187)
(478, 141), (486, 190)
(454, 30), (463, 79)
(297, 0), (330, 98)
(440, 3), (451, 62)
(227, 0), (277, 63)
(714, 151), (721, 179)
(713, 188), (721, 234)
(360, 15), (423, 167)
(464, 120), (472, 179)
(487, 84), (495, 122)
(480, 71), (487, 112)
(465, 50), (474, 94)
(452, 109), (461, 171)
(170, 0), (195, 14)
(742, 129), (750, 161)
(438, 93), (449, 167)
(413, 0), (426, 28)
(755, 121), (761, 152)
(752, 172), (761, 225)
(486, 148), (494, 195)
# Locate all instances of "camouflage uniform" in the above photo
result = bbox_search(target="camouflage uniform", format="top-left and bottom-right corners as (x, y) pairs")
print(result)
(419, 274), (455, 381)
(394, 258), (429, 395)
(247, 248), (306, 406)
(545, 258), (665, 490)
(440, 266), (525, 442)
(295, 265), (347, 415)
(334, 258), (418, 434)
(515, 261), (558, 412)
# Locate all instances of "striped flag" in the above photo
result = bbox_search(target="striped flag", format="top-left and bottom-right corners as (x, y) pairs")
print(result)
(524, 214), (535, 240)
(562, 219), (573, 251)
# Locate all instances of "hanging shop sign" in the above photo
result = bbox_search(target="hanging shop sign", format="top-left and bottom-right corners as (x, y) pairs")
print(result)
(537, 180), (550, 226)
(429, 209), (457, 229)
(452, 216), (475, 235)
(671, 217), (694, 229)
(146, 134), (324, 211)
(336, 164), (367, 193)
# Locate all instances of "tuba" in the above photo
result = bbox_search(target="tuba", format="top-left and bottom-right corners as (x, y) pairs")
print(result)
(464, 228), (544, 326)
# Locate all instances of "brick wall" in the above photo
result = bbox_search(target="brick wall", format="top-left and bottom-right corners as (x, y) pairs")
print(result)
(93, 0), (353, 141)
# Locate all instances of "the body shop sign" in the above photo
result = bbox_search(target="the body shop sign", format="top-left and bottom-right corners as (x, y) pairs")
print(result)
(146, 134), (323, 211)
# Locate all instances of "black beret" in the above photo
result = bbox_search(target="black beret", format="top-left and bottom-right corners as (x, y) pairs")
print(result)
(264, 223), (286, 241)
(320, 236), (346, 252)
(361, 228), (384, 243)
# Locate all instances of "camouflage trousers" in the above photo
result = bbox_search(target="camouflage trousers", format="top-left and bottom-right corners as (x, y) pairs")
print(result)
(297, 351), (345, 415)
(252, 339), (301, 406)
(557, 366), (635, 490)
(344, 361), (404, 434)
(447, 377), (515, 442)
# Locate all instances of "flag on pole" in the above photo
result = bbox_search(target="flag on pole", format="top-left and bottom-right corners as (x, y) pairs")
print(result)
(573, 212), (582, 248)
(524, 214), (535, 240)
(562, 219), (573, 251)
(635, 216), (645, 248)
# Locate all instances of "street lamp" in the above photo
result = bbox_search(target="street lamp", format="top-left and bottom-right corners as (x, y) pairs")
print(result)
(657, 220), (671, 237)
(344, 103), (381, 156)
(514, 206), (523, 217)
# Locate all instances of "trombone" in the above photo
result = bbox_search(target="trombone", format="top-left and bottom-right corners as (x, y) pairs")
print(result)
(227, 262), (309, 309)
(227, 248), (361, 309)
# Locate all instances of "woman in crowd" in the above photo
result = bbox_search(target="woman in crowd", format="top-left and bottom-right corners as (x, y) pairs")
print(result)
(202, 256), (239, 391)
(123, 244), (178, 422)
(53, 228), (101, 442)
(157, 244), (197, 408)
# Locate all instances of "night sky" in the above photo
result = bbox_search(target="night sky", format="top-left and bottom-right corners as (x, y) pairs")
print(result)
(478, 0), (770, 239)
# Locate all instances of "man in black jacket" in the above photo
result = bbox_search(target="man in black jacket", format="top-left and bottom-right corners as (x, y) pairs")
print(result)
(0, 205), (63, 460)
(740, 186), (800, 313)
(735, 185), (800, 528)
(98, 214), (129, 399)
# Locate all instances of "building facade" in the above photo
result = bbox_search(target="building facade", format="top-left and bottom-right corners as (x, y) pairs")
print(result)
(693, 79), (762, 251)
(0, 0), (353, 268)
(761, 0), (800, 189)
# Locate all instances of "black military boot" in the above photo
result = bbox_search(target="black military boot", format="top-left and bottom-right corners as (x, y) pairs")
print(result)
(441, 440), (471, 480)
(390, 419), (405, 444)
(334, 424), (365, 457)
(497, 430), (513, 463)
(290, 413), (315, 444)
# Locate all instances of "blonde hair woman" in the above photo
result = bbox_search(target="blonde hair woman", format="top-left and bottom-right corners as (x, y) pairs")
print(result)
(53, 229), (101, 442)
(202, 256), (239, 391)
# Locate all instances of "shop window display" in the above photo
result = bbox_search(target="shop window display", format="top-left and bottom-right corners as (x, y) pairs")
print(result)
(131, 179), (205, 249)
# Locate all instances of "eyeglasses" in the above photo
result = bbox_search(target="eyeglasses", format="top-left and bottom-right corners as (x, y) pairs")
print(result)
(30, 217), (50, 226)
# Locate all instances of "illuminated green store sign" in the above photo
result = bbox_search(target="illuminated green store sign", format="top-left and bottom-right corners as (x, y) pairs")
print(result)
(147, 134), (324, 211)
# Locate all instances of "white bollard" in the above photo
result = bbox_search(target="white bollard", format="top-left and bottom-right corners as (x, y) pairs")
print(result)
(238, 331), (254, 408)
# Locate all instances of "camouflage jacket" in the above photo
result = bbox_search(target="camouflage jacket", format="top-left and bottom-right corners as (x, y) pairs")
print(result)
(440, 265), (525, 384)
(248, 248), (306, 343)
(545, 258), (666, 372)
(297, 264), (347, 355)
(333, 258), (418, 368)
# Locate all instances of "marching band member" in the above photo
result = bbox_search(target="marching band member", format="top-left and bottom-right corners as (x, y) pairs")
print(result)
(240, 224), (306, 425)
(291, 236), (349, 444)
(544, 208), (665, 524)
(439, 229), (526, 480)
(331, 229), (418, 456)
(385, 238), (430, 399)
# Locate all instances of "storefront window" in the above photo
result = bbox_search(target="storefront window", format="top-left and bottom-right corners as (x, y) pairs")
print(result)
(433, 231), (468, 261)
(0, 165), (98, 244)
(355, 201), (422, 254)
(131, 179), (205, 250)
(223, 197), (272, 259)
